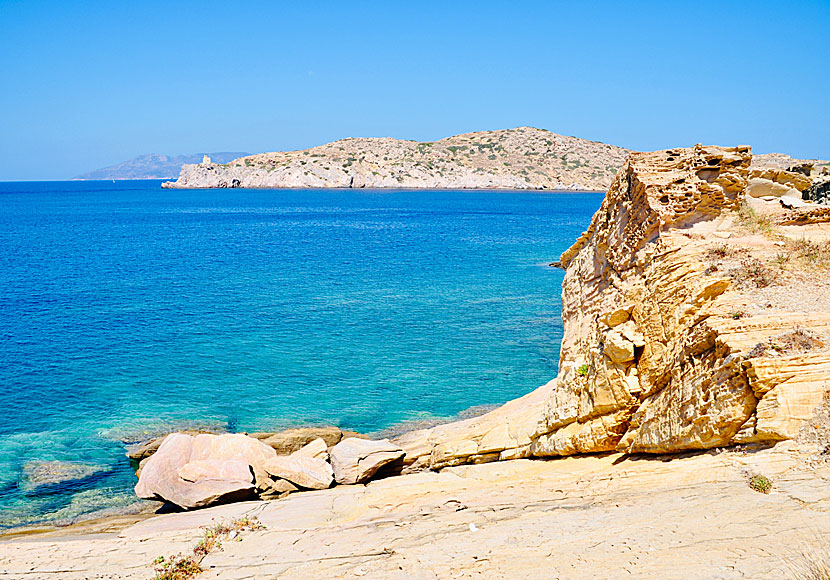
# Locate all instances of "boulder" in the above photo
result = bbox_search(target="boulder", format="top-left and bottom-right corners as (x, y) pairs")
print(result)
(747, 177), (801, 199)
(177, 459), (252, 484)
(780, 196), (810, 209)
(126, 436), (165, 462)
(604, 330), (635, 363)
(293, 438), (329, 460)
(258, 427), (366, 455)
(329, 438), (405, 485)
(263, 455), (333, 490)
(134, 433), (275, 509)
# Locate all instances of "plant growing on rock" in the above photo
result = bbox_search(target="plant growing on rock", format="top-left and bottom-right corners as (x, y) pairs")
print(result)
(748, 473), (773, 494)
(576, 364), (589, 377)
(152, 516), (264, 579)
(152, 554), (202, 580)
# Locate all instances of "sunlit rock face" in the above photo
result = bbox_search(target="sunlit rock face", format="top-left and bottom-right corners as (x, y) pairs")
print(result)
(396, 143), (830, 467)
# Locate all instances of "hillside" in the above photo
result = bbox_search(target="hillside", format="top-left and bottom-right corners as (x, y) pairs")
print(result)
(75, 152), (249, 180)
(162, 127), (631, 190)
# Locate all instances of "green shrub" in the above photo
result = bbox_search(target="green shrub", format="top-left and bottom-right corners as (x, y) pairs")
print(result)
(748, 474), (772, 493)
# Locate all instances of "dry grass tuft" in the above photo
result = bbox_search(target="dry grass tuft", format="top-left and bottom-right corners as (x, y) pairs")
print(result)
(748, 328), (825, 358)
(785, 541), (830, 580)
(738, 201), (776, 236)
(153, 516), (265, 580)
(729, 257), (777, 288)
(786, 239), (830, 270)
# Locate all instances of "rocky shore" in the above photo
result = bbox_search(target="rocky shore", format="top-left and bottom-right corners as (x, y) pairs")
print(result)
(162, 127), (630, 191)
(6, 142), (830, 578)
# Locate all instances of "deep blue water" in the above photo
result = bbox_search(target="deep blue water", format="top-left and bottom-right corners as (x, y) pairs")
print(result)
(0, 180), (602, 528)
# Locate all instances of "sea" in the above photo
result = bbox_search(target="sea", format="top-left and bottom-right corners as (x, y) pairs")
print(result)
(0, 180), (602, 529)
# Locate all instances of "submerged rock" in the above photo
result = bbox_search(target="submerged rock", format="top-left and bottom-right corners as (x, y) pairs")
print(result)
(22, 461), (106, 491)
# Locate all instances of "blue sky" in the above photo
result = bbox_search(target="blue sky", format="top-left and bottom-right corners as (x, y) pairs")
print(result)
(1, 0), (828, 180)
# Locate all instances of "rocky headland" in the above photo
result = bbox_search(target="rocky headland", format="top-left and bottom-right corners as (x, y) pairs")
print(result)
(161, 127), (630, 191)
(5, 143), (830, 579)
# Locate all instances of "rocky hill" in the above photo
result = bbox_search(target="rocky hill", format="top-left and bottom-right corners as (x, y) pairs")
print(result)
(75, 152), (249, 180)
(162, 127), (630, 191)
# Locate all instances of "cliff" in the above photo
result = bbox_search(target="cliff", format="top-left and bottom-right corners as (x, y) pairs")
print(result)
(161, 127), (630, 191)
(396, 143), (830, 467)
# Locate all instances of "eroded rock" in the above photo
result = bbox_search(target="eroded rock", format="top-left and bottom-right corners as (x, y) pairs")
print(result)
(330, 438), (405, 484)
(135, 433), (273, 509)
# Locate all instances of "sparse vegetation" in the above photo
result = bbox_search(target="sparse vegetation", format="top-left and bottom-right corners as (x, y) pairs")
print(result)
(748, 328), (825, 358)
(152, 517), (264, 580)
(786, 238), (830, 269)
(737, 201), (776, 236)
(729, 257), (776, 288)
(576, 364), (589, 377)
(748, 473), (773, 494)
(785, 544), (830, 580)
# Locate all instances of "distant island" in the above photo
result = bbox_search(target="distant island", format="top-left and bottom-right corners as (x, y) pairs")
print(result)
(74, 152), (250, 180)
(162, 127), (632, 191)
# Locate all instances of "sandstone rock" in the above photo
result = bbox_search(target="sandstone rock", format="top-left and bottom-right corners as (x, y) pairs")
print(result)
(263, 455), (333, 490)
(604, 330), (635, 363)
(22, 461), (105, 491)
(330, 438), (405, 484)
(135, 433), (274, 508)
(293, 438), (329, 460)
(749, 167), (812, 192)
(779, 195), (810, 209)
(259, 427), (362, 455)
(177, 459), (253, 484)
(747, 177), (801, 198)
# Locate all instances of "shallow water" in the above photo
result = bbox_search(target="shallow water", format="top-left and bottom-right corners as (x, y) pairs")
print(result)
(0, 181), (602, 527)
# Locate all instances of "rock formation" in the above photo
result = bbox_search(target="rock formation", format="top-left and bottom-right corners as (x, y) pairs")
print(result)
(134, 143), (830, 510)
(394, 144), (830, 467)
(162, 127), (630, 191)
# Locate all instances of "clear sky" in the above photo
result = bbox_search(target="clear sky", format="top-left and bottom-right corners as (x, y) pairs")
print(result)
(1, 0), (828, 180)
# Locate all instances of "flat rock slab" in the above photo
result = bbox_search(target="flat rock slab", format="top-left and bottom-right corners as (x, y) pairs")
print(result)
(263, 455), (333, 490)
(329, 438), (404, 485)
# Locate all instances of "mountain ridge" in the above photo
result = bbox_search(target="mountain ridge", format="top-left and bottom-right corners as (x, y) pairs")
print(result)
(74, 152), (250, 180)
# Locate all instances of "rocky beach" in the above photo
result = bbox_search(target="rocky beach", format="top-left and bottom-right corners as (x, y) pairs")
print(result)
(5, 143), (830, 578)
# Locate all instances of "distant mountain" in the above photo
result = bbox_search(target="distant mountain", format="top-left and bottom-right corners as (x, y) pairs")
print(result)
(75, 152), (250, 180)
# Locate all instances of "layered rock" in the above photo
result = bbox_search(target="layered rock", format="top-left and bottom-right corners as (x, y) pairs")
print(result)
(395, 144), (830, 468)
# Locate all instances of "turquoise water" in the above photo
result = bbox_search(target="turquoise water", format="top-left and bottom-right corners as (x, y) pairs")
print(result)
(0, 181), (602, 528)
